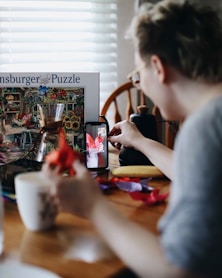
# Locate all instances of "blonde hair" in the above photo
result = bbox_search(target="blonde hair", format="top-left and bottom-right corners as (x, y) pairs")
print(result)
(128, 0), (222, 82)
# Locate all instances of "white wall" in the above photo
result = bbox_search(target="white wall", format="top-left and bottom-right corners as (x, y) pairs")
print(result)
(117, 0), (135, 86)
(116, 0), (222, 88)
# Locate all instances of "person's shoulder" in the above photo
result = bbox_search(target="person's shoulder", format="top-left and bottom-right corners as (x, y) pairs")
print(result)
(185, 95), (222, 131)
(176, 95), (222, 149)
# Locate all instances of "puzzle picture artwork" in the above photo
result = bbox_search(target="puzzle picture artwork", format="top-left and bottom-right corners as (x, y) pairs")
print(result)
(0, 72), (99, 163)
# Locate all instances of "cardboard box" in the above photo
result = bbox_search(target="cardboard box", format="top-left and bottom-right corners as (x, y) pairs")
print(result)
(0, 72), (100, 157)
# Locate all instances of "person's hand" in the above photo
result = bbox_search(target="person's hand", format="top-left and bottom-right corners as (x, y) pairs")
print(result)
(108, 120), (144, 150)
(42, 160), (102, 218)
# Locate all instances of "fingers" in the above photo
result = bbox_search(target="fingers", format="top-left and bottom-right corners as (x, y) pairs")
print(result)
(108, 120), (127, 136)
(41, 165), (53, 183)
(42, 162), (61, 176)
(108, 126), (121, 137)
(108, 121), (126, 149)
(108, 138), (122, 150)
(72, 160), (88, 177)
(115, 142), (122, 150)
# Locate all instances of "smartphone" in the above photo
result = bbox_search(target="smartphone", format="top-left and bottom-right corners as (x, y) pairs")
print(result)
(85, 121), (109, 170)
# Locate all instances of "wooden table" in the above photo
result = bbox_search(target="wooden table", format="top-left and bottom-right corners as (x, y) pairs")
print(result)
(2, 148), (170, 278)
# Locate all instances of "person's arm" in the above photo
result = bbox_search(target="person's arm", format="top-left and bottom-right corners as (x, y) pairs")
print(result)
(134, 136), (174, 180)
(109, 120), (174, 179)
(89, 195), (202, 278)
(44, 161), (203, 278)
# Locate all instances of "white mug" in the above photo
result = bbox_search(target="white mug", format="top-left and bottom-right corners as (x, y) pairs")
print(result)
(15, 171), (57, 232)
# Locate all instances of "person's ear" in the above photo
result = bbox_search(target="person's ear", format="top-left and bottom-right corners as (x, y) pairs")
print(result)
(150, 55), (166, 83)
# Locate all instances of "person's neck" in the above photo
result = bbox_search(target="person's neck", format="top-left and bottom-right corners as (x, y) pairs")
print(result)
(170, 72), (222, 119)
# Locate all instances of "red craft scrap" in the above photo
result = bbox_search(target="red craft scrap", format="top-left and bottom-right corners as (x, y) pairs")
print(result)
(45, 128), (83, 175)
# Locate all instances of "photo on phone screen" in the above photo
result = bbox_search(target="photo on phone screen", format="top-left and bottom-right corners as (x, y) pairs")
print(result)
(85, 122), (108, 170)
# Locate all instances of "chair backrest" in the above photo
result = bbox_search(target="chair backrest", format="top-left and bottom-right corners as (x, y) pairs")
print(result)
(101, 81), (145, 123)
(100, 81), (179, 149)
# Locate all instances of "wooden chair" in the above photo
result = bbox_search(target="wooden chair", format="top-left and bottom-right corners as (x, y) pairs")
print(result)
(100, 81), (179, 149)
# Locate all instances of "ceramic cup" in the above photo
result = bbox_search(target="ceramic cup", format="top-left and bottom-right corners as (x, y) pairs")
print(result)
(15, 171), (57, 232)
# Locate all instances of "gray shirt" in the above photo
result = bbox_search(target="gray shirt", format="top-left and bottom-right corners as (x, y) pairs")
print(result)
(158, 95), (222, 277)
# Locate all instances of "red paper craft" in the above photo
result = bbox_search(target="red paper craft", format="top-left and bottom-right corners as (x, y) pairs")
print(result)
(97, 176), (141, 187)
(97, 176), (168, 205)
(129, 189), (169, 205)
(45, 128), (83, 175)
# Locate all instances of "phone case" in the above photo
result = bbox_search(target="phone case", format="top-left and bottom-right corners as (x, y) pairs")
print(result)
(85, 122), (109, 170)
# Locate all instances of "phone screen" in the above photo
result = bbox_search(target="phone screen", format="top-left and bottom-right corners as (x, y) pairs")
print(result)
(85, 122), (108, 169)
